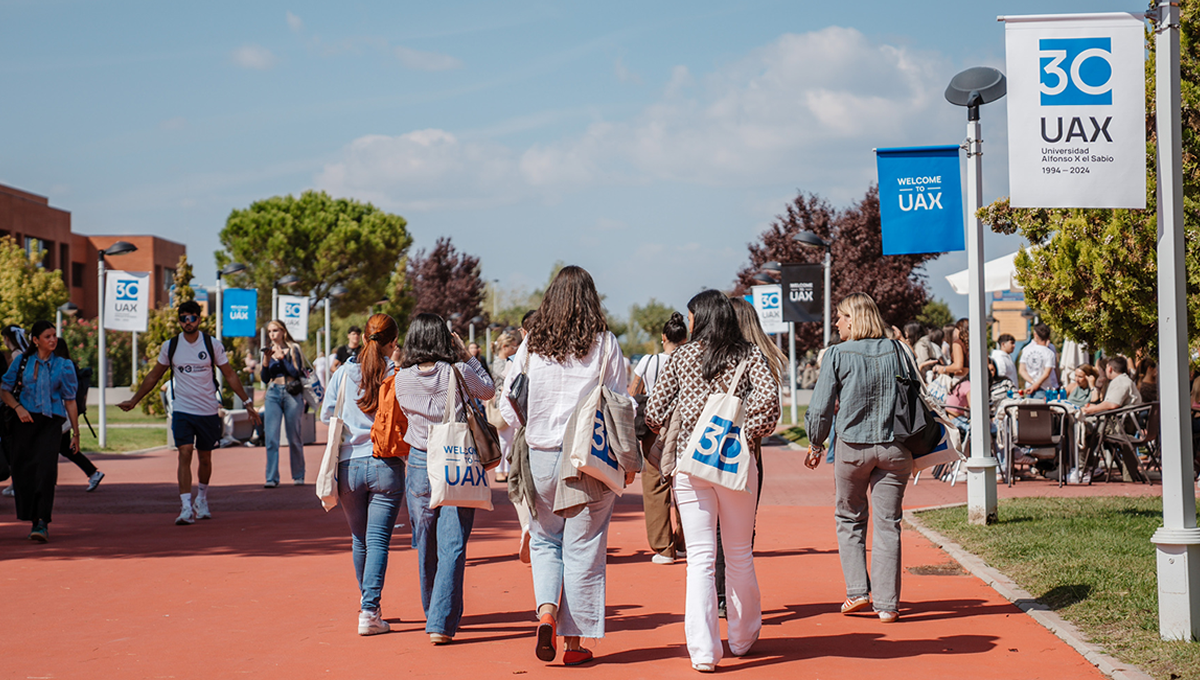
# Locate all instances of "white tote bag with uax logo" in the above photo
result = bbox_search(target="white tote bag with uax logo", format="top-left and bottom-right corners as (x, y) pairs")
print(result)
(427, 366), (493, 511)
(675, 359), (752, 492)
(565, 335), (626, 494)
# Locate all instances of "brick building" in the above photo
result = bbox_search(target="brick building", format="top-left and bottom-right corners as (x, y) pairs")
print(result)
(0, 183), (186, 319)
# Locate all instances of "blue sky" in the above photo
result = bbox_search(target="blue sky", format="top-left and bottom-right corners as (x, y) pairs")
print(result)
(0, 0), (1138, 321)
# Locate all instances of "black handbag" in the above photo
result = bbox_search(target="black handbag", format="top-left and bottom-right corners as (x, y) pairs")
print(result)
(891, 340), (941, 456)
(451, 366), (503, 470)
(506, 351), (531, 426)
(285, 379), (305, 396)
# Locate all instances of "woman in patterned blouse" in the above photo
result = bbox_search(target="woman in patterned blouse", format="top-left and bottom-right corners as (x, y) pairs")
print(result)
(644, 290), (780, 673)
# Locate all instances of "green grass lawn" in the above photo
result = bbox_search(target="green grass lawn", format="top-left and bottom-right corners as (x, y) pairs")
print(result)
(79, 425), (168, 454)
(920, 497), (1200, 680)
(88, 406), (167, 425)
(776, 406), (809, 447)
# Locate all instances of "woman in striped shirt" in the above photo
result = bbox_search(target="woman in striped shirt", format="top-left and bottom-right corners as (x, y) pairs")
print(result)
(395, 313), (495, 645)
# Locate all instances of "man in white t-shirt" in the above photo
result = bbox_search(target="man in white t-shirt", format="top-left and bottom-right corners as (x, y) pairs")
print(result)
(1019, 324), (1060, 398)
(120, 301), (260, 525)
(990, 333), (1019, 385)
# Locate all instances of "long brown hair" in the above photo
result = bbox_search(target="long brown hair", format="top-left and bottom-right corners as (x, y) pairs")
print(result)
(357, 313), (399, 416)
(526, 265), (608, 363)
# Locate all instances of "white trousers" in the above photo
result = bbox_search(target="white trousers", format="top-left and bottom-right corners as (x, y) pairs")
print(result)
(674, 467), (761, 666)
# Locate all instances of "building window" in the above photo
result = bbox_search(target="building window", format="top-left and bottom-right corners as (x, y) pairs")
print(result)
(24, 237), (48, 268)
(59, 243), (69, 282)
(163, 268), (175, 292)
(72, 262), (85, 288)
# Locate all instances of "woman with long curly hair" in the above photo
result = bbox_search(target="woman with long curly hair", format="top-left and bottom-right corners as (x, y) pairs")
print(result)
(319, 313), (405, 636)
(499, 265), (631, 667)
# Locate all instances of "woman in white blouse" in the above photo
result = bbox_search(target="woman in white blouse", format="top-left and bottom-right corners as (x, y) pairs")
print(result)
(499, 266), (631, 667)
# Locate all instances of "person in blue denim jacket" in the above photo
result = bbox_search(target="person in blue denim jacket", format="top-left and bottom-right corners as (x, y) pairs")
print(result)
(320, 313), (406, 637)
(804, 293), (910, 624)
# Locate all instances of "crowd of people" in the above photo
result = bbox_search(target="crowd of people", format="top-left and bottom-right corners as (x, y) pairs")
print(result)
(3, 271), (1195, 672)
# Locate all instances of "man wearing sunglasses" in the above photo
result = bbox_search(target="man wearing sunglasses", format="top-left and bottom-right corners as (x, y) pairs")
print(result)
(120, 301), (261, 525)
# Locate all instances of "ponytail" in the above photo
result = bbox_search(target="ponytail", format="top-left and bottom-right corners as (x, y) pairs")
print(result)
(356, 313), (400, 416)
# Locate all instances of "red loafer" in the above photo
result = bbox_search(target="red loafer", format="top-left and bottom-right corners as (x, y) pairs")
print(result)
(563, 648), (594, 666)
(535, 614), (557, 662)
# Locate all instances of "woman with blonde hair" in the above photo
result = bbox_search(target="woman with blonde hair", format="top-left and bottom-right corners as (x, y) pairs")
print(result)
(261, 319), (308, 487)
(320, 313), (405, 635)
(499, 265), (632, 666)
(804, 292), (911, 624)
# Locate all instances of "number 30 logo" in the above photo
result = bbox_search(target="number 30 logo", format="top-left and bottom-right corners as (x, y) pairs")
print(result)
(1039, 37), (1113, 106)
(591, 410), (619, 470)
(691, 415), (741, 473)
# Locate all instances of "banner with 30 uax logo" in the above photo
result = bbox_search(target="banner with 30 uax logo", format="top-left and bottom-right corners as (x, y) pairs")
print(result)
(1005, 12), (1146, 209)
(104, 270), (150, 333)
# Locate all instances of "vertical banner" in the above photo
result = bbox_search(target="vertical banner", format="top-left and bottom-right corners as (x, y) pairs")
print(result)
(1004, 13), (1146, 208)
(104, 271), (150, 332)
(750, 284), (787, 334)
(222, 288), (258, 338)
(277, 294), (310, 339)
(780, 264), (824, 323)
(875, 146), (965, 255)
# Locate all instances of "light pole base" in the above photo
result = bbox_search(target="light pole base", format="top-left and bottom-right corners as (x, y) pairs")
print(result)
(965, 456), (999, 525)
(1152, 527), (1200, 641)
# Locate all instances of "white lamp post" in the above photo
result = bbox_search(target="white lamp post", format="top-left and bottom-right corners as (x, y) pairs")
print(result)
(56, 302), (78, 337)
(97, 241), (138, 449)
(1149, 0), (1200, 642)
(794, 232), (833, 347)
(945, 66), (1006, 525)
(323, 284), (348, 375)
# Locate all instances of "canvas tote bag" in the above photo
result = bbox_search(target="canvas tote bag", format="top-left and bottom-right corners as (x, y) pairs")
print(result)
(565, 334), (626, 494)
(427, 365), (494, 511)
(315, 372), (349, 512)
(675, 358), (752, 491)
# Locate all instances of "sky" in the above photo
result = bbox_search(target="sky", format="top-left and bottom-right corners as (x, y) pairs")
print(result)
(0, 0), (1142, 322)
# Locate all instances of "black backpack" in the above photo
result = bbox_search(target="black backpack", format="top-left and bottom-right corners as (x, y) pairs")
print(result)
(166, 332), (220, 398)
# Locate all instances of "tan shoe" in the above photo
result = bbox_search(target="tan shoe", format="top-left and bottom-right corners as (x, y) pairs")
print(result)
(841, 596), (871, 614)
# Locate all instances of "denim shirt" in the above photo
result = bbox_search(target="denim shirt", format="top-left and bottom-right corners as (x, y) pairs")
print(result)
(320, 358), (386, 462)
(1, 352), (78, 420)
(805, 338), (903, 447)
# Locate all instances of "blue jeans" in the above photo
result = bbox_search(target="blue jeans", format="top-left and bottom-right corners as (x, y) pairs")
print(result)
(529, 448), (617, 638)
(338, 456), (406, 612)
(406, 447), (476, 637)
(264, 383), (305, 484)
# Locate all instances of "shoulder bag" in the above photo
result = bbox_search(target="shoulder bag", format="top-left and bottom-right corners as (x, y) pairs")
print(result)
(315, 371), (349, 512)
(451, 365), (503, 470)
(427, 365), (494, 510)
(675, 358), (753, 491)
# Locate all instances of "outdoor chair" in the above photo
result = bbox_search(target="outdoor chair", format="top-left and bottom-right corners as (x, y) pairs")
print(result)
(1001, 403), (1068, 487)
(1085, 402), (1157, 484)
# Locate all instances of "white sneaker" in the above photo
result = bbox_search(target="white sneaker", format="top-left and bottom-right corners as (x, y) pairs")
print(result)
(358, 609), (390, 636)
(193, 496), (211, 520)
(1, 486), (13, 496)
(1067, 468), (1081, 485)
(175, 505), (195, 525)
(652, 553), (675, 565)
(86, 471), (105, 492)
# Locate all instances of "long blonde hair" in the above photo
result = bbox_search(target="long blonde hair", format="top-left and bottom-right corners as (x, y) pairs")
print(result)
(835, 293), (887, 341)
(730, 297), (786, 384)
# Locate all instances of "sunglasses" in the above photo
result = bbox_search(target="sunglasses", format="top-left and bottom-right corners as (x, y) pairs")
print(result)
(179, 314), (200, 323)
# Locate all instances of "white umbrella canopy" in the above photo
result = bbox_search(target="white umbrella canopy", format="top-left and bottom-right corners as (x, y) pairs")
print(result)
(945, 251), (1024, 295)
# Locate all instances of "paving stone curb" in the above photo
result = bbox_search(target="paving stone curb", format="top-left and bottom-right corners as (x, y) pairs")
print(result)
(905, 504), (1155, 680)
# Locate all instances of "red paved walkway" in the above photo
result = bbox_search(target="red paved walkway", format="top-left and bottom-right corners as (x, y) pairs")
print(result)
(1, 435), (1159, 679)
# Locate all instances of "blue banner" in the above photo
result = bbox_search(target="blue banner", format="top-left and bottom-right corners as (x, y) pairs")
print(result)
(222, 288), (258, 337)
(876, 145), (964, 256)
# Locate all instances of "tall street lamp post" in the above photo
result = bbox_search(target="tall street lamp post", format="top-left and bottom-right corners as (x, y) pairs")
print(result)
(945, 65), (1006, 526)
(794, 232), (832, 347)
(56, 302), (78, 337)
(323, 284), (349, 378)
(97, 241), (138, 448)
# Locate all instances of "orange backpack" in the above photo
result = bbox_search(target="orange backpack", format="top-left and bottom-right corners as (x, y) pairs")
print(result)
(370, 368), (410, 458)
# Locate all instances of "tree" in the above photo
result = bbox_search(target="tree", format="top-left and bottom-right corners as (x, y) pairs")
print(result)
(60, 317), (132, 388)
(916, 299), (956, 330)
(981, 5), (1200, 356)
(734, 187), (938, 352)
(0, 235), (69, 330)
(218, 190), (413, 328)
(407, 237), (487, 335)
(630, 298), (678, 353)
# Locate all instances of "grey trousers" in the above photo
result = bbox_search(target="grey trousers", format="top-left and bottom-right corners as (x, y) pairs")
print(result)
(833, 440), (912, 613)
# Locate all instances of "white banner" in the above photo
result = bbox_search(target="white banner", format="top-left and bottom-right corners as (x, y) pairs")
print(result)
(1005, 13), (1146, 208)
(278, 294), (310, 340)
(751, 284), (787, 335)
(104, 271), (150, 332)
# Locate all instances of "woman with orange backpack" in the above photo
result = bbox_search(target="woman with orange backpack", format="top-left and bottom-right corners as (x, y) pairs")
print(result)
(319, 313), (406, 637)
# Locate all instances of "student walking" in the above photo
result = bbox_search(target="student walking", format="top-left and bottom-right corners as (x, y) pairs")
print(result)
(499, 266), (633, 667)
(805, 292), (910, 624)
(120, 301), (260, 525)
(644, 290), (780, 672)
(0, 321), (80, 542)
(320, 313), (405, 636)
(395, 313), (495, 645)
(261, 319), (308, 487)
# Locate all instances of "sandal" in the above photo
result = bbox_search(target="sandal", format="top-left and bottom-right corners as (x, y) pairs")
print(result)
(841, 596), (871, 614)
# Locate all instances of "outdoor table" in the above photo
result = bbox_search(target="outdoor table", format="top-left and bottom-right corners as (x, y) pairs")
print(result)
(994, 397), (1087, 485)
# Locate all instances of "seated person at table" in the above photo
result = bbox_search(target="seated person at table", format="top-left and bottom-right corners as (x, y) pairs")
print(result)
(1066, 365), (1100, 407)
(988, 358), (1014, 413)
(1019, 324), (1060, 399)
(1136, 358), (1158, 404)
(1082, 356), (1141, 417)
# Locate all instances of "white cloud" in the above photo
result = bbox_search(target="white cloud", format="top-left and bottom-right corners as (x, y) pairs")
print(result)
(393, 45), (463, 72)
(231, 44), (278, 70)
(159, 116), (187, 131)
(614, 56), (642, 84)
(316, 26), (960, 210)
(286, 11), (303, 32)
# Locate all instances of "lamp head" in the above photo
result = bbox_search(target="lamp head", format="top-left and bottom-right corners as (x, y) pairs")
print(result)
(752, 272), (775, 284)
(470, 315), (485, 325)
(761, 261), (781, 272)
(219, 262), (247, 278)
(329, 284), (349, 298)
(58, 302), (79, 317)
(276, 274), (300, 287)
(945, 67), (1006, 120)
(794, 231), (831, 249)
(100, 241), (138, 259)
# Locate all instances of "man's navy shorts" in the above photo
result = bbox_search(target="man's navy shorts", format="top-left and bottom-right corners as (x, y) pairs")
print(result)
(172, 412), (222, 451)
